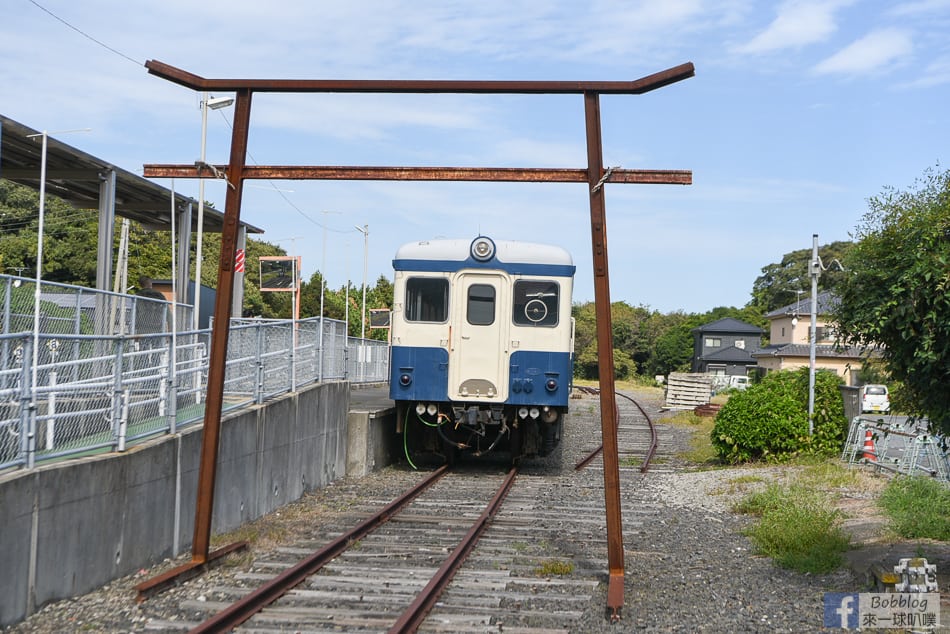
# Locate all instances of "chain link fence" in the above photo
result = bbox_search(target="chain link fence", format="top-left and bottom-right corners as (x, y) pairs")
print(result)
(0, 275), (389, 471)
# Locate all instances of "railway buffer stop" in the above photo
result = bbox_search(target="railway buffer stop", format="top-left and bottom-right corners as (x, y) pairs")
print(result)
(139, 60), (694, 622)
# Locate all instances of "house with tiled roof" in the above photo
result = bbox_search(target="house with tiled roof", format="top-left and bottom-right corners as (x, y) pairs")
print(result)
(752, 291), (866, 385)
(691, 317), (764, 376)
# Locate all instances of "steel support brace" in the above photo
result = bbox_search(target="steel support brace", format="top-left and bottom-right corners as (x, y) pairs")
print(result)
(141, 61), (694, 617)
(584, 92), (625, 620)
(190, 88), (252, 563)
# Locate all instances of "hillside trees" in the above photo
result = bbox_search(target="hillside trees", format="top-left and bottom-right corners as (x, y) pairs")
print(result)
(571, 302), (764, 381)
(833, 166), (950, 433)
(749, 240), (854, 314)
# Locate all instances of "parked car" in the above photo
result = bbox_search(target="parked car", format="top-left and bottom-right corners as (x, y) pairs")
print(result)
(729, 375), (751, 390)
(860, 384), (890, 413)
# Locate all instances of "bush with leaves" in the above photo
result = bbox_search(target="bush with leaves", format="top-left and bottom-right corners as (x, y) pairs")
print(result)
(711, 368), (847, 463)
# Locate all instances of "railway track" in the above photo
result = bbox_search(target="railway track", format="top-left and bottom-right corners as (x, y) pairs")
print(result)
(572, 386), (663, 473)
(137, 388), (666, 633)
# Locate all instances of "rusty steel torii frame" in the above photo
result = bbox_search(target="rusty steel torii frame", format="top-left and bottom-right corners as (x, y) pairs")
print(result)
(138, 60), (693, 619)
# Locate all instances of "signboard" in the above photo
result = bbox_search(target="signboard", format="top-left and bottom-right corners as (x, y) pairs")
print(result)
(369, 308), (391, 329)
(259, 256), (299, 292)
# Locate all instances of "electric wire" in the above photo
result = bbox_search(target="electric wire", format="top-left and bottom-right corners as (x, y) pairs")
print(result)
(26, 0), (143, 67)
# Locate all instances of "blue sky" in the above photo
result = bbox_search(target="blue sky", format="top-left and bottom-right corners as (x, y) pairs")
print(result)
(2, 1), (948, 313)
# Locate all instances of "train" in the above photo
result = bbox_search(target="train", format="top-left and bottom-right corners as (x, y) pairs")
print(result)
(389, 235), (575, 464)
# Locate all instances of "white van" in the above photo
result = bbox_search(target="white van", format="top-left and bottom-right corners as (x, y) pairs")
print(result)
(860, 384), (890, 413)
(729, 375), (751, 390)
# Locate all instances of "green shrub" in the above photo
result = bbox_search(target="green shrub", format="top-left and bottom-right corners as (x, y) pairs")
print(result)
(711, 368), (847, 463)
(879, 476), (950, 540)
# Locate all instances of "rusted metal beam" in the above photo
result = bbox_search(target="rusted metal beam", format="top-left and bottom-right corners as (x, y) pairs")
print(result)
(190, 88), (253, 564)
(134, 541), (246, 602)
(584, 91), (625, 622)
(142, 164), (692, 184)
(145, 59), (694, 95)
(143, 61), (694, 623)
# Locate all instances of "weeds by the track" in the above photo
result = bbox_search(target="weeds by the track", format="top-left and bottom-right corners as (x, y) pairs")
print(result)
(879, 476), (950, 540)
(736, 482), (851, 574)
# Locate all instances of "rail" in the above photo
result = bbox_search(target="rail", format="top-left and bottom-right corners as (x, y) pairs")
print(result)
(179, 466), (451, 629)
(573, 385), (658, 473)
(183, 465), (519, 634)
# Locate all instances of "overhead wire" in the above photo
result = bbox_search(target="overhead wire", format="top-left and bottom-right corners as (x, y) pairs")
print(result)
(26, 0), (143, 67)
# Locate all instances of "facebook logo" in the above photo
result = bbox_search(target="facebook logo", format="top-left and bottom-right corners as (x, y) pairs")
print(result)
(824, 593), (859, 629)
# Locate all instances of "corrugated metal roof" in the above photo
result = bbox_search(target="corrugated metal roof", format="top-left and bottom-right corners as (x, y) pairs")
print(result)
(0, 114), (262, 234)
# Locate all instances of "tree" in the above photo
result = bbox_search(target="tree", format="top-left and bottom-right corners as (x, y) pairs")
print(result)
(833, 166), (950, 433)
(749, 241), (854, 314)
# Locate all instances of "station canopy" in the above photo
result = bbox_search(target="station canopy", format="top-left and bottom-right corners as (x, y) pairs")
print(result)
(0, 113), (261, 235)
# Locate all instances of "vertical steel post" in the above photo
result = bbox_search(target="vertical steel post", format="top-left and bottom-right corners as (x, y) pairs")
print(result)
(583, 92), (625, 619)
(191, 88), (252, 563)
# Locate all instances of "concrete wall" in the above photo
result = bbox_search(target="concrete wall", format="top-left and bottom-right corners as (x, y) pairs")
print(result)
(346, 408), (398, 477)
(0, 381), (348, 627)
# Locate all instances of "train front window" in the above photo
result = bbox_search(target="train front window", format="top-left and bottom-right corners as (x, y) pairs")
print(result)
(405, 277), (449, 322)
(467, 284), (495, 325)
(513, 281), (559, 326)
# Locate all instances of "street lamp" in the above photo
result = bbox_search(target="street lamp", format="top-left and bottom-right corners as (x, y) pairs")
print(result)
(354, 224), (368, 382)
(193, 93), (233, 331)
(354, 224), (369, 340)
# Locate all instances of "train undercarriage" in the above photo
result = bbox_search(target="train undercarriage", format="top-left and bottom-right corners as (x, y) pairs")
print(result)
(397, 401), (564, 465)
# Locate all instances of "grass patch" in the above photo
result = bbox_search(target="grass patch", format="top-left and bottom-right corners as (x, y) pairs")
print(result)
(664, 413), (719, 466)
(534, 559), (574, 576)
(621, 456), (642, 468)
(879, 476), (950, 540)
(736, 482), (851, 574)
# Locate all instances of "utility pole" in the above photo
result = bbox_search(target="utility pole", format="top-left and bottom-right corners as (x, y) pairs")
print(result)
(808, 233), (820, 435)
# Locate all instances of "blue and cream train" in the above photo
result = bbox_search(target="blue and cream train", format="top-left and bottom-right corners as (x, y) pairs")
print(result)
(389, 236), (575, 463)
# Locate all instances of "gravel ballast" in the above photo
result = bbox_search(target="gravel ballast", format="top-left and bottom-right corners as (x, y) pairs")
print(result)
(3, 387), (942, 633)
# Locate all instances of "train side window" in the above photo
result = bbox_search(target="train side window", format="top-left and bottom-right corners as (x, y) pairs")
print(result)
(406, 277), (449, 322)
(512, 280), (559, 326)
(467, 284), (495, 325)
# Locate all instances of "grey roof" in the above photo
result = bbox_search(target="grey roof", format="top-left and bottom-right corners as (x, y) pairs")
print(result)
(691, 317), (764, 335)
(699, 345), (758, 364)
(0, 114), (262, 235)
(766, 290), (838, 319)
(752, 342), (866, 359)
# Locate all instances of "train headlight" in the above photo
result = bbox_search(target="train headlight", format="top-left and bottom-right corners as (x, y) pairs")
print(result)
(470, 236), (496, 262)
(522, 378), (533, 393)
(512, 379), (522, 393)
(518, 407), (529, 419)
(529, 407), (540, 419)
(426, 403), (438, 416)
(545, 378), (558, 392)
(399, 373), (412, 386)
(415, 403), (426, 415)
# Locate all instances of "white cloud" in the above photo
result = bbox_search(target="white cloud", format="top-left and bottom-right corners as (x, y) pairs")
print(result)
(888, 0), (950, 17)
(734, 0), (855, 54)
(812, 28), (914, 75)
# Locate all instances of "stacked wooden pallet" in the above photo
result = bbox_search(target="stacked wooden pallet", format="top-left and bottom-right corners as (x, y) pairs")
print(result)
(664, 372), (713, 409)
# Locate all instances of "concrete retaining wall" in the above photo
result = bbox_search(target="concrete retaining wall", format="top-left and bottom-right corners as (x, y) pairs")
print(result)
(0, 381), (349, 627)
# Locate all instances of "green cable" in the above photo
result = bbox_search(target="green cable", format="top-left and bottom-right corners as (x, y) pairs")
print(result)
(403, 407), (418, 470)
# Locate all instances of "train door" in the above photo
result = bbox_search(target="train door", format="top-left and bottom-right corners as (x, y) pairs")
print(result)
(449, 273), (508, 401)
